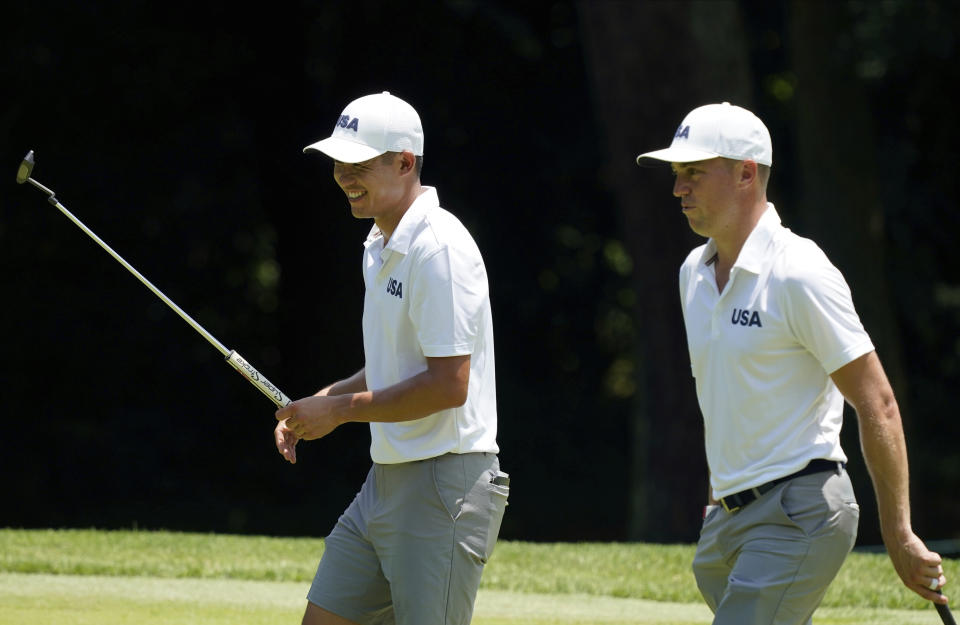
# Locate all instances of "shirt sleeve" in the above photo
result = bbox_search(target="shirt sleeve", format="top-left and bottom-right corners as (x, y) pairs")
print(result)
(781, 244), (875, 374)
(408, 246), (488, 357)
(678, 258), (696, 375)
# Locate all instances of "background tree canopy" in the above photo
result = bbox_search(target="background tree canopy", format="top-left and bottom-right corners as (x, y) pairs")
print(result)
(2, 0), (958, 550)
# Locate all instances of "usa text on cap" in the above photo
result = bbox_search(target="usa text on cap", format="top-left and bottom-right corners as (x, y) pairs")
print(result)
(636, 102), (772, 166)
(303, 91), (424, 163)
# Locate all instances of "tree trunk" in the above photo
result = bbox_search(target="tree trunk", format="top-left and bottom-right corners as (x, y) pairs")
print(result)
(578, 0), (754, 540)
(788, 0), (911, 543)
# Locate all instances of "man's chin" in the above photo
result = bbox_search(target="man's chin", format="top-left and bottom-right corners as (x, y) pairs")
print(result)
(686, 225), (711, 239)
(349, 202), (368, 219)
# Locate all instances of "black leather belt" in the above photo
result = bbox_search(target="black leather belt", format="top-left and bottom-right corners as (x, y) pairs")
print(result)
(719, 459), (844, 513)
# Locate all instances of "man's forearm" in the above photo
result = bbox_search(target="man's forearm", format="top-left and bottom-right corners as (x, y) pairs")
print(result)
(338, 356), (470, 425)
(857, 397), (913, 544)
(347, 371), (466, 425)
(317, 368), (367, 397)
(832, 352), (914, 545)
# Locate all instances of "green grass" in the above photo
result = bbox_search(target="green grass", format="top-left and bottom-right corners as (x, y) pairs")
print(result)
(0, 529), (323, 581)
(0, 528), (955, 624)
(490, 541), (954, 609)
(0, 573), (946, 625)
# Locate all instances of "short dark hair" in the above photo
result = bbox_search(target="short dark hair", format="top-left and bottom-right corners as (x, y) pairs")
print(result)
(757, 164), (770, 191)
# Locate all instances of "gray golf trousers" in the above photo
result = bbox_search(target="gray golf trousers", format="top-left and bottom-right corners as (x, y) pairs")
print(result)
(693, 467), (859, 625)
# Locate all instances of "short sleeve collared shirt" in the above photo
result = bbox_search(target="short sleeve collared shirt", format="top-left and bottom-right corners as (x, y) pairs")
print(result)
(361, 187), (498, 463)
(679, 204), (874, 498)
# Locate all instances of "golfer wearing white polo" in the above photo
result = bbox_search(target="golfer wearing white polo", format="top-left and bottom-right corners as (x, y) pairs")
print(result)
(275, 92), (508, 625)
(637, 103), (948, 624)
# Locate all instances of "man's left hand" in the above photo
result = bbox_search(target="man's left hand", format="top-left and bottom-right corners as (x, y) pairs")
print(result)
(887, 532), (948, 604)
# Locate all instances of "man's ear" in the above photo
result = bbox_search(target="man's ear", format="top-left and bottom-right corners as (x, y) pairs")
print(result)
(398, 150), (416, 174)
(739, 159), (758, 188)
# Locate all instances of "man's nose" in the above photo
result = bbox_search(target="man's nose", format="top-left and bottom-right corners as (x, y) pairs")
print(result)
(673, 177), (686, 198)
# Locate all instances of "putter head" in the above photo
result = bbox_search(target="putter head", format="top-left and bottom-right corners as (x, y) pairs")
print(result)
(16, 150), (35, 184)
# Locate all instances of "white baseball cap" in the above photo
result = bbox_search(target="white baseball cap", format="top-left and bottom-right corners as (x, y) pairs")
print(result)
(636, 102), (772, 166)
(303, 91), (424, 163)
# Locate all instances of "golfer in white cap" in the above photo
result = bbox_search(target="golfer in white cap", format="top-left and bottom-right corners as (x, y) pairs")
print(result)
(276, 91), (508, 625)
(638, 103), (948, 623)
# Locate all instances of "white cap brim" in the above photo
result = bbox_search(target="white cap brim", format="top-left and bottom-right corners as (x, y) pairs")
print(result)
(302, 136), (386, 163)
(636, 145), (722, 165)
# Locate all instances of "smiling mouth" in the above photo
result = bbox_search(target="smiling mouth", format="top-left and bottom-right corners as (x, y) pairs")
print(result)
(346, 190), (366, 202)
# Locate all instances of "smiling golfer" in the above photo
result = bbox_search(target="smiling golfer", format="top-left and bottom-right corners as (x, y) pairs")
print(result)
(275, 91), (508, 625)
(638, 102), (947, 624)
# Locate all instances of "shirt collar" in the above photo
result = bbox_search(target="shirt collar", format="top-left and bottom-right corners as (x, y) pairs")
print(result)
(734, 203), (780, 274)
(698, 202), (780, 274)
(363, 186), (439, 254)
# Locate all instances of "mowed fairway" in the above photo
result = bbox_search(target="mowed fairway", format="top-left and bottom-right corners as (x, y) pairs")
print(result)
(0, 530), (954, 625)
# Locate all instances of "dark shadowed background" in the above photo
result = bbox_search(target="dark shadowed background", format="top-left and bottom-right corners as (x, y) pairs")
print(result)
(2, 0), (958, 550)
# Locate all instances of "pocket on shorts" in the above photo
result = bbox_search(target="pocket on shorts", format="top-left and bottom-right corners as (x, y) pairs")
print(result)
(433, 455), (509, 564)
(432, 456), (468, 521)
(483, 470), (510, 562)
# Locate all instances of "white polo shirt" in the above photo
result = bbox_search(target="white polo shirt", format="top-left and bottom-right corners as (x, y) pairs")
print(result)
(360, 186), (498, 464)
(679, 204), (874, 499)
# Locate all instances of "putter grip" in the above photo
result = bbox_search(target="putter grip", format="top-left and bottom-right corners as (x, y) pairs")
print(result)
(937, 591), (956, 625)
(225, 350), (292, 408)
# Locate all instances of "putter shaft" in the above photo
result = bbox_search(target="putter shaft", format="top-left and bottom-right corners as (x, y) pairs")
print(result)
(18, 150), (291, 408)
(44, 188), (231, 357)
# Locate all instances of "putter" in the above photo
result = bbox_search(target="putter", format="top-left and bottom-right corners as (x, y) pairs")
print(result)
(937, 590), (956, 625)
(16, 150), (292, 408)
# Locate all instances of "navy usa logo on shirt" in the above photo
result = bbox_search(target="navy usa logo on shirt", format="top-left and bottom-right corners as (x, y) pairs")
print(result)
(731, 308), (762, 327)
(386, 277), (403, 299)
(336, 115), (360, 132)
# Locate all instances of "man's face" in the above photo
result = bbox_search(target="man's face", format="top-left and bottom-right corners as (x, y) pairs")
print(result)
(670, 158), (739, 239)
(332, 152), (406, 220)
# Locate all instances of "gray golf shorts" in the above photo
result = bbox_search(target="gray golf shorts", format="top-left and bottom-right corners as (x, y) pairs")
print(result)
(307, 452), (509, 625)
(693, 466), (859, 625)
